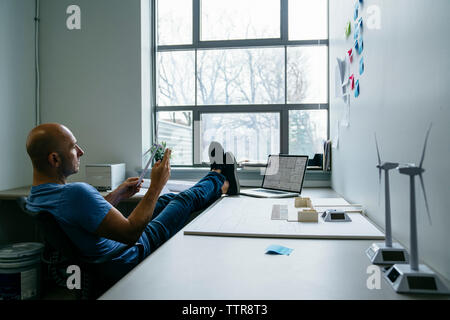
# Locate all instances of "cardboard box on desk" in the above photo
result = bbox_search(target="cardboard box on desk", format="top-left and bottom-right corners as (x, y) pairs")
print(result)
(294, 197), (318, 223)
(86, 163), (126, 191)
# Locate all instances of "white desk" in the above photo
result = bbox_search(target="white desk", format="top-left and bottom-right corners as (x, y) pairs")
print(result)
(99, 188), (449, 300)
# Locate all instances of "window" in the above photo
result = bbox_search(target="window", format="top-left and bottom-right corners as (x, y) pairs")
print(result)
(154, 0), (329, 166)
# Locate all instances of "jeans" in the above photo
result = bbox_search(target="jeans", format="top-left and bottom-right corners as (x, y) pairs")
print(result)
(139, 171), (225, 259)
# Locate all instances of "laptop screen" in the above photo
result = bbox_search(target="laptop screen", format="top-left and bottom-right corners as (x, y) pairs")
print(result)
(262, 155), (309, 193)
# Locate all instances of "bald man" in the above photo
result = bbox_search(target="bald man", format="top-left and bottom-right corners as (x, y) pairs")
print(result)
(25, 123), (238, 284)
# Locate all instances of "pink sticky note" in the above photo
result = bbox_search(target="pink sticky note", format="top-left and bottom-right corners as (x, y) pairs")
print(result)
(349, 74), (355, 90)
(348, 48), (353, 63)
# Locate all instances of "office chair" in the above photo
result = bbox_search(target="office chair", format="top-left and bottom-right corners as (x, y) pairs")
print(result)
(17, 196), (143, 300)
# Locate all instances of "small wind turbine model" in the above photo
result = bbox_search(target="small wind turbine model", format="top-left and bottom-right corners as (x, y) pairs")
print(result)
(366, 134), (409, 265)
(384, 124), (448, 294)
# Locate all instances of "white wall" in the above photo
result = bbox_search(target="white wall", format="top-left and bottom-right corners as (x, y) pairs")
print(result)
(0, 0), (36, 191)
(329, 0), (450, 280)
(39, 0), (150, 180)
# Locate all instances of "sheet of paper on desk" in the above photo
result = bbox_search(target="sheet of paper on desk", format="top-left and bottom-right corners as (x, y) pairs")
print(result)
(136, 185), (171, 197)
(185, 197), (385, 240)
(271, 204), (289, 220)
(166, 180), (196, 192)
(140, 179), (195, 193)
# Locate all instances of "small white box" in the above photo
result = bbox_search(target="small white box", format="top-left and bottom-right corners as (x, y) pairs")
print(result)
(85, 163), (126, 191)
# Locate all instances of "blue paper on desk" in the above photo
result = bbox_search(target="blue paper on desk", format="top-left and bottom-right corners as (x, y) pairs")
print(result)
(265, 245), (293, 256)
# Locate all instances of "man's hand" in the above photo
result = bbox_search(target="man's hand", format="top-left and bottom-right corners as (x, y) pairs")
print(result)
(105, 177), (143, 206)
(116, 177), (143, 199)
(149, 148), (171, 194)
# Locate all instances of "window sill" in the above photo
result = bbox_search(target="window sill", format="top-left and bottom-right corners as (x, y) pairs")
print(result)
(168, 167), (331, 188)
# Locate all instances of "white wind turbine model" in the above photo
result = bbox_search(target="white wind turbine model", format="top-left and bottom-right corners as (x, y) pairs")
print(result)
(366, 134), (409, 265)
(384, 125), (448, 294)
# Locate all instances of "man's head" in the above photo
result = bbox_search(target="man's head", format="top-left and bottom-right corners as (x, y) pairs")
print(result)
(26, 123), (84, 180)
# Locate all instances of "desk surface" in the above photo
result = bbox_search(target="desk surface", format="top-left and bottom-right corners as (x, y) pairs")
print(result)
(2, 186), (447, 299)
(0, 185), (143, 202)
(99, 188), (449, 300)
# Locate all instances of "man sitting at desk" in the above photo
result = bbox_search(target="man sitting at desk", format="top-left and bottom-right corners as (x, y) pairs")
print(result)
(25, 123), (239, 282)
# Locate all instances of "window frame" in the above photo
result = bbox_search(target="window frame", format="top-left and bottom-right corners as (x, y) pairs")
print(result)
(152, 0), (330, 167)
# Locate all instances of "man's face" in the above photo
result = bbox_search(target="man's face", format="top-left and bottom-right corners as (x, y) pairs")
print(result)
(59, 131), (84, 176)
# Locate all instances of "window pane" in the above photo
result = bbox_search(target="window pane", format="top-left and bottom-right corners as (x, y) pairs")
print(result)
(287, 46), (328, 104)
(289, 110), (327, 158)
(201, 0), (280, 41)
(197, 48), (285, 105)
(156, 111), (193, 165)
(289, 0), (328, 40)
(157, 51), (195, 106)
(200, 113), (280, 163)
(157, 0), (192, 45)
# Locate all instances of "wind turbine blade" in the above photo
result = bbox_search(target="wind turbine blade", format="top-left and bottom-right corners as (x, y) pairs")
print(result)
(419, 174), (432, 225)
(375, 133), (381, 165)
(419, 124), (432, 168)
(375, 133), (382, 206)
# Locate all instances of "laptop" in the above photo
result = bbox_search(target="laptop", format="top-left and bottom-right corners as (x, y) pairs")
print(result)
(240, 154), (309, 198)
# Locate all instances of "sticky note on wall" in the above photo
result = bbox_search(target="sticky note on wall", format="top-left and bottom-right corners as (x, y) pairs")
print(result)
(358, 38), (364, 54)
(348, 48), (353, 63)
(357, 17), (363, 30)
(355, 37), (364, 55)
(349, 74), (355, 90)
(355, 80), (360, 98)
(345, 21), (352, 38)
(359, 57), (365, 75)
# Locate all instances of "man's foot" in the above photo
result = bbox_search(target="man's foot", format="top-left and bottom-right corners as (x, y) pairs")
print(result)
(208, 141), (225, 171)
(222, 152), (240, 196)
(208, 142), (240, 195)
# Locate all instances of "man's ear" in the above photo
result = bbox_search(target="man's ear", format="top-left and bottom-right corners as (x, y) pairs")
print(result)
(48, 152), (61, 168)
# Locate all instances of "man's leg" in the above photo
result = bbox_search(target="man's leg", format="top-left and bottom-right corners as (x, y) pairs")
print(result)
(150, 192), (177, 220)
(140, 171), (225, 256)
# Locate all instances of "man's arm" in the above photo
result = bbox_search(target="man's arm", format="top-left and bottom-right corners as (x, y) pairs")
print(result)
(95, 149), (171, 245)
(104, 177), (141, 207)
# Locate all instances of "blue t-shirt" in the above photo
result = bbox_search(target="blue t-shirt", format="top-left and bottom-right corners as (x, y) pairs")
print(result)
(26, 182), (142, 270)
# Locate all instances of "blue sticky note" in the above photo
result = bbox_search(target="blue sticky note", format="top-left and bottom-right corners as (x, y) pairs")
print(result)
(354, 3), (359, 20)
(359, 57), (365, 75)
(358, 17), (363, 30)
(354, 39), (359, 52)
(358, 38), (364, 54)
(354, 25), (360, 39)
(265, 244), (293, 256)
(355, 80), (360, 98)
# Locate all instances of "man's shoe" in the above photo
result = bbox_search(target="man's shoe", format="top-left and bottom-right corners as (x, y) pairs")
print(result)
(208, 141), (225, 171)
(223, 152), (240, 196)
